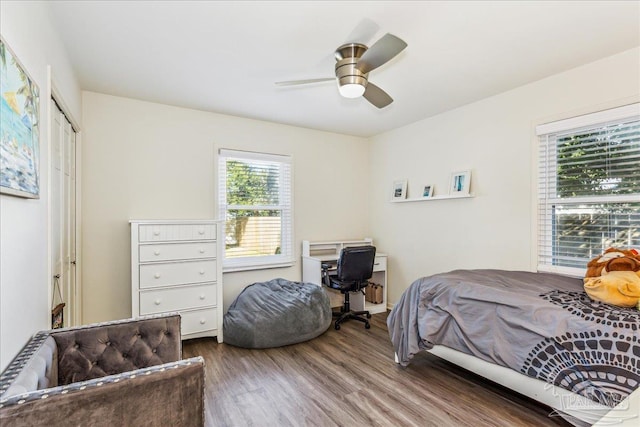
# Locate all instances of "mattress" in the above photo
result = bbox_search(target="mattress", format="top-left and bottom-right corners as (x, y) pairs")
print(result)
(387, 269), (640, 407)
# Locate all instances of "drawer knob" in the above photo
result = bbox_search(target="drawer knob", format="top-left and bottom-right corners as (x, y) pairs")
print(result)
(199, 294), (206, 300)
(154, 273), (161, 279)
(154, 250), (160, 256)
(154, 299), (161, 305)
(199, 319), (206, 325)
(198, 228), (205, 235)
(199, 270), (205, 275)
(153, 230), (160, 236)
(199, 248), (205, 254)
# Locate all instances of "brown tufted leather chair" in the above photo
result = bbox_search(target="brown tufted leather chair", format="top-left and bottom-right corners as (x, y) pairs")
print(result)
(0, 313), (204, 426)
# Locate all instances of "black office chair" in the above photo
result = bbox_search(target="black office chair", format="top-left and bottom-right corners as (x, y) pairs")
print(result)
(321, 246), (376, 330)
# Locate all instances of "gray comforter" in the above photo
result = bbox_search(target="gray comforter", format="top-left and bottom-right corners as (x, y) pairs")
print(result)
(387, 269), (640, 406)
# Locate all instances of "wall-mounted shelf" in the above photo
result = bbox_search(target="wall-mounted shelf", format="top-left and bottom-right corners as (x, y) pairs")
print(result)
(390, 194), (474, 203)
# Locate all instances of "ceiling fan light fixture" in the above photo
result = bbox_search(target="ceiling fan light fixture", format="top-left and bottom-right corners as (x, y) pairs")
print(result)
(336, 55), (368, 99)
(338, 83), (366, 98)
(275, 33), (407, 108)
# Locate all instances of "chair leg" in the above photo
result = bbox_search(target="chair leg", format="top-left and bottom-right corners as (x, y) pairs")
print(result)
(333, 292), (371, 330)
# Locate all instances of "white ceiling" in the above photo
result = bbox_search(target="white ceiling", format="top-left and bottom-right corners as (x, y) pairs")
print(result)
(47, 1), (640, 138)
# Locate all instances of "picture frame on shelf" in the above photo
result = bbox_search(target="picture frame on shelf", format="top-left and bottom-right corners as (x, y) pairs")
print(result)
(421, 185), (434, 198)
(392, 179), (408, 200)
(449, 170), (471, 195)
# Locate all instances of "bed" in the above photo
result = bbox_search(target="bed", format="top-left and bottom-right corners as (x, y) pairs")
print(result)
(387, 269), (639, 426)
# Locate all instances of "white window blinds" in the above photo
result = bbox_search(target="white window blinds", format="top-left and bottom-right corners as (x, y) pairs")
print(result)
(218, 149), (293, 271)
(537, 103), (640, 274)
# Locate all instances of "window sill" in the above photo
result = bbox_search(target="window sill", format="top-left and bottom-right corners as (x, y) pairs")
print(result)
(223, 260), (295, 273)
(537, 265), (585, 278)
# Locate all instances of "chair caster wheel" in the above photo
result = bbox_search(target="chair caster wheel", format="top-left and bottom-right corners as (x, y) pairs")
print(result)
(365, 322), (371, 329)
(366, 313), (372, 319)
(334, 324), (341, 330)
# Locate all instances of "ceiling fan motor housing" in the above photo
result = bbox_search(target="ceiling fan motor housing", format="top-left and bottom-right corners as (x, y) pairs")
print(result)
(335, 43), (368, 96)
(275, 34), (405, 108)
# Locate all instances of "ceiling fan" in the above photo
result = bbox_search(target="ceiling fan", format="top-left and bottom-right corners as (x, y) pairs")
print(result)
(276, 33), (408, 109)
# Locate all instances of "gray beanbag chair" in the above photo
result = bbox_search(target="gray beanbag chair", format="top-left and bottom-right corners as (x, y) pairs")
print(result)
(224, 278), (332, 348)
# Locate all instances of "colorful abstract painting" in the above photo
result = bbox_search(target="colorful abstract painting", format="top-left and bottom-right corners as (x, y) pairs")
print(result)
(0, 37), (40, 198)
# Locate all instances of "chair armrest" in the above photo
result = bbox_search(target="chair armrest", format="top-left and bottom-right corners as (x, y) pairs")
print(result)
(0, 357), (205, 427)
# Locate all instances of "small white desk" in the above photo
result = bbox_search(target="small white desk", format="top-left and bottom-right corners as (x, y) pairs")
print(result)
(301, 239), (388, 314)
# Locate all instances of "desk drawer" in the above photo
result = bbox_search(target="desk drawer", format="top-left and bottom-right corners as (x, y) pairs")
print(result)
(181, 308), (217, 335)
(139, 260), (217, 288)
(140, 242), (217, 262)
(138, 223), (216, 242)
(139, 284), (217, 314)
(373, 256), (387, 272)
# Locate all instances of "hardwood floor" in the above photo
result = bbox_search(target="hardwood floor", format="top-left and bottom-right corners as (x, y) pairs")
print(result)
(183, 312), (571, 427)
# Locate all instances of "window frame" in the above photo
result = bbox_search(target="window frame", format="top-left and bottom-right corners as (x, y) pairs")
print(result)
(535, 103), (640, 276)
(217, 148), (294, 272)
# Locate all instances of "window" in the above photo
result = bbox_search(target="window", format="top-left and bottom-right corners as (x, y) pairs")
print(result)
(218, 149), (293, 271)
(537, 103), (640, 275)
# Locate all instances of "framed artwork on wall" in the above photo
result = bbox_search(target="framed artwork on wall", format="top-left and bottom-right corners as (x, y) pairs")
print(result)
(449, 170), (471, 195)
(0, 37), (41, 198)
(421, 185), (434, 198)
(392, 179), (408, 200)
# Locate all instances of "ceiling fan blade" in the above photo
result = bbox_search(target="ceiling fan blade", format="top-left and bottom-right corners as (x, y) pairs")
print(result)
(344, 18), (380, 45)
(363, 82), (393, 109)
(275, 77), (334, 86)
(357, 33), (407, 74)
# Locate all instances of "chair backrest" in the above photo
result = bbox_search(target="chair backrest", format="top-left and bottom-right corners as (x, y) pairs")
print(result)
(336, 246), (376, 282)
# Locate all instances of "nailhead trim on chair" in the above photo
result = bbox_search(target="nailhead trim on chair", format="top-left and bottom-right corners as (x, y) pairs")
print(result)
(0, 357), (203, 409)
(0, 332), (50, 397)
(0, 313), (180, 399)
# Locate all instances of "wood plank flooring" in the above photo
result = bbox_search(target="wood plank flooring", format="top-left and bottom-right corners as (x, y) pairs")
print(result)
(183, 312), (571, 427)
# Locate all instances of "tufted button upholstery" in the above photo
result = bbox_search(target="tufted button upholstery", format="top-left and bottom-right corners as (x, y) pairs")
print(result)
(0, 314), (205, 427)
(52, 316), (181, 385)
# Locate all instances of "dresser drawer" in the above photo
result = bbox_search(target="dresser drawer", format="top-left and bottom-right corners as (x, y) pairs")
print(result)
(138, 223), (216, 242)
(181, 308), (217, 335)
(139, 284), (217, 314)
(139, 242), (217, 262)
(139, 260), (217, 288)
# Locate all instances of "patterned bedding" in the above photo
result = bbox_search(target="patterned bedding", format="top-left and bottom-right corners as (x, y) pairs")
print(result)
(387, 269), (640, 407)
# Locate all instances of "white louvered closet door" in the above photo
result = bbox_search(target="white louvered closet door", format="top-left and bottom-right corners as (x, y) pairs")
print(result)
(50, 99), (78, 327)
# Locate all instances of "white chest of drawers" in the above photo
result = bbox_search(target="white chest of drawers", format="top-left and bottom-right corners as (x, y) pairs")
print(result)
(130, 220), (223, 342)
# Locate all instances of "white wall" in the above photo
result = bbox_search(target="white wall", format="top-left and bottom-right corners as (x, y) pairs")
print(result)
(81, 92), (370, 323)
(369, 47), (640, 306)
(0, 1), (81, 370)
